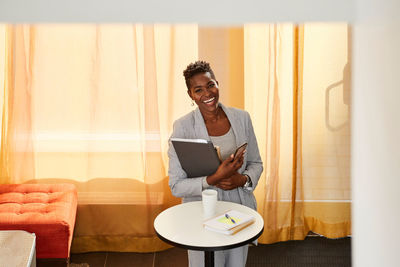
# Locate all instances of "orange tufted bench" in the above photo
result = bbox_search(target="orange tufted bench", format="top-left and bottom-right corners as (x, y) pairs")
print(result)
(0, 184), (77, 259)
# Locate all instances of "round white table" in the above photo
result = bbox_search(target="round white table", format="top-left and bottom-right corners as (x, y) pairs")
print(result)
(154, 201), (264, 267)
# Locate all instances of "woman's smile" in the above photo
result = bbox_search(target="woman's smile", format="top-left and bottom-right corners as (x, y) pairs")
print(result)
(203, 97), (216, 105)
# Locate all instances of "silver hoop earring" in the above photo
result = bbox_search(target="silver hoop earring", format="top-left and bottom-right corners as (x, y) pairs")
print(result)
(191, 100), (195, 106)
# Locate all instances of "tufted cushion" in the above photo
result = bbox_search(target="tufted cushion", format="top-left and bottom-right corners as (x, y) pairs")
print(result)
(0, 184), (77, 258)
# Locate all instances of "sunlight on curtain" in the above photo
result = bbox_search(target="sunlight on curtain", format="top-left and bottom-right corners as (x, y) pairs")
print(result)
(300, 24), (351, 237)
(245, 24), (296, 243)
(154, 24), (199, 168)
(0, 25), (4, 143)
(244, 23), (351, 243)
(0, 24), (197, 252)
(32, 24), (147, 180)
(0, 25), (35, 184)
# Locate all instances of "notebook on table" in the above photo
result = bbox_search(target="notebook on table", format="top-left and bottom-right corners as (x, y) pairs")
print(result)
(203, 209), (255, 235)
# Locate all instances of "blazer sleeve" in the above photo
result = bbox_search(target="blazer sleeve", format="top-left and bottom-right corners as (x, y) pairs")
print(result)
(242, 112), (263, 192)
(168, 120), (206, 198)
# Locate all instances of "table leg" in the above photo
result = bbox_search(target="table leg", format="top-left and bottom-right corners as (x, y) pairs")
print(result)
(204, 251), (214, 267)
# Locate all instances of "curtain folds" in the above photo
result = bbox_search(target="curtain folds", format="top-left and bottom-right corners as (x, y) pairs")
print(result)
(0, 25), (35, 184)
(0, 23), (351, 252)
(245, 23), (351, 243)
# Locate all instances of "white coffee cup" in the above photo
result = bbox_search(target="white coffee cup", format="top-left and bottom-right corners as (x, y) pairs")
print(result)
(202, 189), (218, 219)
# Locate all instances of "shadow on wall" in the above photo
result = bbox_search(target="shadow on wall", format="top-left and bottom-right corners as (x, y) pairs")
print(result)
(325, 26), (351, 132)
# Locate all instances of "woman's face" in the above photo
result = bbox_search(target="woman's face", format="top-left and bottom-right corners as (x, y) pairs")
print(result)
(187, 72), (219, 113)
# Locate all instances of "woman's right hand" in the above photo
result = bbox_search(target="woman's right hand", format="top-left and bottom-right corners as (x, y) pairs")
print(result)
(206, 150), (245, 186)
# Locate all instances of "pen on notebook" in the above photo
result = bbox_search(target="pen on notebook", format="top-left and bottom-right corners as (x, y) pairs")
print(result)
(225, 213), (236, 224)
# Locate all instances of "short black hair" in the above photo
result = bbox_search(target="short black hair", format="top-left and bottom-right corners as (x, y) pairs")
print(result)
(183, 60), (216, 89)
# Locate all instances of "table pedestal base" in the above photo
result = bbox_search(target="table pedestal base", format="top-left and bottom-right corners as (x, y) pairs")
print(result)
(205, 251), (214, 267)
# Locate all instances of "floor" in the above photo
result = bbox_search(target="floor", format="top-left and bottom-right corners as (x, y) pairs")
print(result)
(57, 236), (351, 267)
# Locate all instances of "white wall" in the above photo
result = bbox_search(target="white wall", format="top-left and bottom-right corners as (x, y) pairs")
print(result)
(0, 0), (354, 23)
(353, 1), (400, 266)
(2, 0), (400, 266)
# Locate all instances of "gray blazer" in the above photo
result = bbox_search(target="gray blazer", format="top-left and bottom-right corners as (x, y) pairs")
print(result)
(168, 103), (263, 210)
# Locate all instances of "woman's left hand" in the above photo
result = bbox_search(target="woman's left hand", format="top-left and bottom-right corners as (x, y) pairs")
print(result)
(215, 172), (247, 190)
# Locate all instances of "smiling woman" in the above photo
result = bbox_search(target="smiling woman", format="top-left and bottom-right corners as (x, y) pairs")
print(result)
(168, 60), (263, 266)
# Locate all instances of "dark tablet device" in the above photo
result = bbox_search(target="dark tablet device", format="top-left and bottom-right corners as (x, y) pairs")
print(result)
(171, 138), (221, 178)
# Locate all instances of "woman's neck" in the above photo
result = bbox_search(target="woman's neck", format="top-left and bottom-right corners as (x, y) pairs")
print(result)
(201, 106), (221, 124)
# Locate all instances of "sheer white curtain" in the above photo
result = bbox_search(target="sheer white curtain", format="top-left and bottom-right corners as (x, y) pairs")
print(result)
(0, 24), (198, 252)
(244, 23), (351, 243)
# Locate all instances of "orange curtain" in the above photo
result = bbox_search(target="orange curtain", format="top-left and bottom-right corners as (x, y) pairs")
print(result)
(0, 25), (35, 184)
(244, 23), (351, 243)
(0, 24), (198, 252)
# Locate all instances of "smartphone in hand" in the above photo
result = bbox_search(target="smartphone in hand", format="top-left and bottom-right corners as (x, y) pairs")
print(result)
(233, 143), (248, 160)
